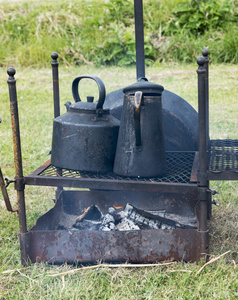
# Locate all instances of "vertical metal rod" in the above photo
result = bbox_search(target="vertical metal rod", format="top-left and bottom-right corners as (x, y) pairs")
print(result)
(7, 67), (27, 233)
(51, 52), (60, 118)
(202, 49), (210, 147)
(51, 52), (63, 199)
(134, 0), (145, 80)
(202, 49), (212, 219)
(197, 57), (207, 186)
(197, 57), (208, 235)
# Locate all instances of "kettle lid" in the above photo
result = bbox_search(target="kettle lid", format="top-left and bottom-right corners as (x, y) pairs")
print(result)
(69, 101), (109, 114)
(123, 77), (164, 95)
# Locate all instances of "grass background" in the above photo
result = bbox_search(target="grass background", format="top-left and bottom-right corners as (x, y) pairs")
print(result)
(0, 0), (237, 67)
(0, 0), (238, 298)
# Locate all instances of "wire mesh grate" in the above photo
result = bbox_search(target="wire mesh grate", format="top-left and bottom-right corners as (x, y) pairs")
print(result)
(39, 152), (196, 184)
(208, 139), (238, 171)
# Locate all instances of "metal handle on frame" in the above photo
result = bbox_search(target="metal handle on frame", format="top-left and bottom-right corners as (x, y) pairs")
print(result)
(0, 168), (17, 212)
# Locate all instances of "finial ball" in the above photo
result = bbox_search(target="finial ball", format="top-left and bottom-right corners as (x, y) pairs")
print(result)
(202, 49), (209, 57)
(7, 67), (16, 77)
(51, 52), (58, 60)
(197, 56), (206, 66)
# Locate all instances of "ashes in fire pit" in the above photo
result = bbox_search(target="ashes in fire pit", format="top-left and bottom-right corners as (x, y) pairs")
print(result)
(71, 203), (196, 231)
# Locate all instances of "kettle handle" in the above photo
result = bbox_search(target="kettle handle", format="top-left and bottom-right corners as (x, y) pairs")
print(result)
(72, 75), (106, 109)
(134, 91), (143, 147)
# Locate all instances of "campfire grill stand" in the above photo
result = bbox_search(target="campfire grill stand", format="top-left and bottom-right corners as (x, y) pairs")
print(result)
(1, 0), (238, 265)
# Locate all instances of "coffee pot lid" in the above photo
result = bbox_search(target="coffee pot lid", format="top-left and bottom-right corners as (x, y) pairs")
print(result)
(123, 77), (164, 95)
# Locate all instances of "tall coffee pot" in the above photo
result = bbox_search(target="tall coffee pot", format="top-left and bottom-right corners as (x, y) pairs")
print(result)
(113, 78), (166, 177)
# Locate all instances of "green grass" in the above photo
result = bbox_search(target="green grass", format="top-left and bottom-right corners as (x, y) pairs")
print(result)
(0, 62), (237, 299)
(0, 0), (237, 67)
(0, 263), (237, 299)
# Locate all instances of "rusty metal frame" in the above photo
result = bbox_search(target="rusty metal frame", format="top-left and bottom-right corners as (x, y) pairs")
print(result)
(197, 56), (209, 233)
(4, 54), (210, 265)
(4, 43), (237, 265)
(19, 229), (208, 264)
(0, 0), (236, 266)
(7, 68), (27, 234)
(24, 176), (198, 194)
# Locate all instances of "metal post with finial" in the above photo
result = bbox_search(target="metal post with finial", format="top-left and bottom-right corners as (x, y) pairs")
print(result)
(196, 57), (209, 258)
(51, 52), (63, 200)
(197, 56), (208, 188)
(51, 52), (60, 118)
(202, 49), (212, 219)
(7, 67), (27, 234)
(202, 49), (210, 146)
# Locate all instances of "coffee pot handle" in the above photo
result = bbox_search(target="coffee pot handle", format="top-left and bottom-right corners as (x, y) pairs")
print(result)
(134, 91), (143, 147)
(72, 75), (106, 109)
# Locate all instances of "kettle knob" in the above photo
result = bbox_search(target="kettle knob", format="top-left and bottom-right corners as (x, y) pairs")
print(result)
(87, 96), (94, 102)
(72, 75), (106, 109)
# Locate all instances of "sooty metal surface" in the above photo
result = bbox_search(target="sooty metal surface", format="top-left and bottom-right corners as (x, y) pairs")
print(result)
(20, 229), (207, 264)
(208, 139), (238, 180)
(19, 187), (202, 264)
(39, 152), (195, 184)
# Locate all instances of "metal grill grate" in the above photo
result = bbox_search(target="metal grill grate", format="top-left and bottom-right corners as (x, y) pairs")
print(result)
(209, 139), (238, 171)
(39, 152), (195, 184)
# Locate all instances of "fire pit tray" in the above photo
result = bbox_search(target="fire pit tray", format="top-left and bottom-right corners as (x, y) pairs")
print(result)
(19, 189), (206, 264)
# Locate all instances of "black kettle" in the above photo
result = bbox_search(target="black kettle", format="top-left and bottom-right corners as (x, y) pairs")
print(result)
(51, 75), (120, 172)
(113, 78), (166, 177)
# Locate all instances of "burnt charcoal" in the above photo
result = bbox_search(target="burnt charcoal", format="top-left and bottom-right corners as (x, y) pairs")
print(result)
(99, 213), (115, 231)
(57, 213), (81, 230)
(147, 210), (165, 218)
(73, 219), (101, 231)
(108, 207), (116, 215)
(115, 218), (140, 231)
(70, 203), (196, 232)
(165, 213), (197, 228)
(73, 205), (103, 230)
(134, 205), (196, 229)
(75, 205), (102, 222)
(122, 204), (180, 229)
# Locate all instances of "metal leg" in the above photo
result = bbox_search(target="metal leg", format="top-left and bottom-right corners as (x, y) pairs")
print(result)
(7, 67), (27, 234)
(197, 57), (209, 258)
(51, 52), (63, 201)
(202, 49), (212, 219)
(202, 49), (210, 145)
